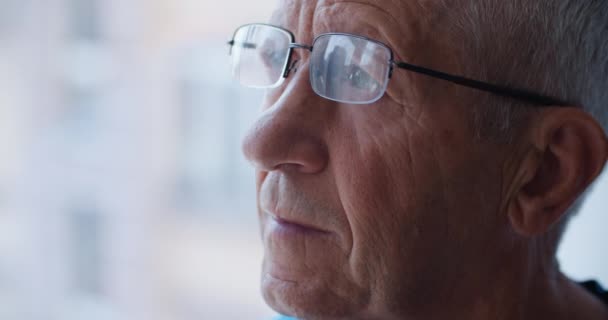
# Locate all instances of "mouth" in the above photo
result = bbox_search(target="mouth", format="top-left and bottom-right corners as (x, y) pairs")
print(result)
(263, 215), (335, 281)
(272, 216), (329, 234)
(266, 213), (332, 239)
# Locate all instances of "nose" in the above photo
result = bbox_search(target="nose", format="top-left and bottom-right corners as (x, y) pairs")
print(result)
(242, 72), (330, 174)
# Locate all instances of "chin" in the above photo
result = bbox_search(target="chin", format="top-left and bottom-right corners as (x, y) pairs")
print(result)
(261, 261), (370, 319)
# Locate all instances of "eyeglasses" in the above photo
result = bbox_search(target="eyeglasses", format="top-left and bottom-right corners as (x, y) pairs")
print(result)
(228, 23), (566, 106)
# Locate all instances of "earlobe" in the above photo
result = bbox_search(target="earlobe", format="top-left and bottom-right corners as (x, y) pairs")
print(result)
(508, 108), (608, 237)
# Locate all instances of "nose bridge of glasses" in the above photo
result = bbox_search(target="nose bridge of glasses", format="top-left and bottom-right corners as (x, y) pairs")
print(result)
(290, 43), (313, 51)
(283, 43), (314, 78)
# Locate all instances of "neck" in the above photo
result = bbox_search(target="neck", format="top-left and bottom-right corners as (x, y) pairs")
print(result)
(435, 248), (560, 320)
(374, 239), (608, 320)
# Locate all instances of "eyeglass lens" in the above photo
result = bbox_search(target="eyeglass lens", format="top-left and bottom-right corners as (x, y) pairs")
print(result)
(310, 34), (391, 104)
(230, 24), (393, 103)
(230, 24), (292, 88)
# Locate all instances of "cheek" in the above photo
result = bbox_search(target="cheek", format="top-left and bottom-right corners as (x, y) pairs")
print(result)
(335, 107), (443, 216)
(330, 114), (448, 280)
(330, 108), (507, 306)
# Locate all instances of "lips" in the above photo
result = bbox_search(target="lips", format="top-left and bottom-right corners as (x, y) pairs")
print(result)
(265, 213), (334, 249)
(258, 174), (336, 239)
(269, 214), (330, 235)
(263, 212), (338, 282)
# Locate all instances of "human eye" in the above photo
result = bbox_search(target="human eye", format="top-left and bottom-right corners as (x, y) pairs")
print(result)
(346, 65), (381, 92)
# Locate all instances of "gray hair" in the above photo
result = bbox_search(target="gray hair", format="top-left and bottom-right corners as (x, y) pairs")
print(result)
(449, 0), (608, 248)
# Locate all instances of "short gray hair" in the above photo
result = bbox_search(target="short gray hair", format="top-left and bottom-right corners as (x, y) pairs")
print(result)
(450, 0), (608, 246)
(453, 0), (608, 130)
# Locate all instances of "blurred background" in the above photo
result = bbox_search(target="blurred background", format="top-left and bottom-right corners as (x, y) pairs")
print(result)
(0, 0), (605, 319)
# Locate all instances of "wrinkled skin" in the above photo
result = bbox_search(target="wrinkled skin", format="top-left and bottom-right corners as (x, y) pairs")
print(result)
(241, 1), (608, 319)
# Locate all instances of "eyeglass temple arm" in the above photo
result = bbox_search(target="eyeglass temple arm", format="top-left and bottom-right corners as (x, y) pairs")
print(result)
(392, 61), (567, 106)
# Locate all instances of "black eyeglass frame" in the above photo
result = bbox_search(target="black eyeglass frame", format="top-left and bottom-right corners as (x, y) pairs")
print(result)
(228, 23), (568, 106)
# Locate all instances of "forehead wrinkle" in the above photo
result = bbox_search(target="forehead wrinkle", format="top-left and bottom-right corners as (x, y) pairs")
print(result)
(269, 0), (463, 105)
(272, 0), (439, 59)
(316, 0), (401, 24)
(270, 0), (317, 43)
(312, 0), (438, 62)
(313, 4), (394, 36)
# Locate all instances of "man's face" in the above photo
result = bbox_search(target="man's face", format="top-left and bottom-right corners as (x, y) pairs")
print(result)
(243, 0), (511, 318)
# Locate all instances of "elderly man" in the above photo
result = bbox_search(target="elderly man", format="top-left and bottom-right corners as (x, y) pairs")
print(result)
(229, 0), (608, 319)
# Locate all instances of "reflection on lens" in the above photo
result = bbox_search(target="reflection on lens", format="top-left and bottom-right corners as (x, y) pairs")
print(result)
(310, 34), (391, 104)
(230, 24), (291, 88)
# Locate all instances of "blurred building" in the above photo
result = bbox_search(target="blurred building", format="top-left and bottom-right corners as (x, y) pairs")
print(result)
(0, 0), (273, 319)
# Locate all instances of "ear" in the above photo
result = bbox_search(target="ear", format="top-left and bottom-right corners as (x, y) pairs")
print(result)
(508, 108), (608, 236)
